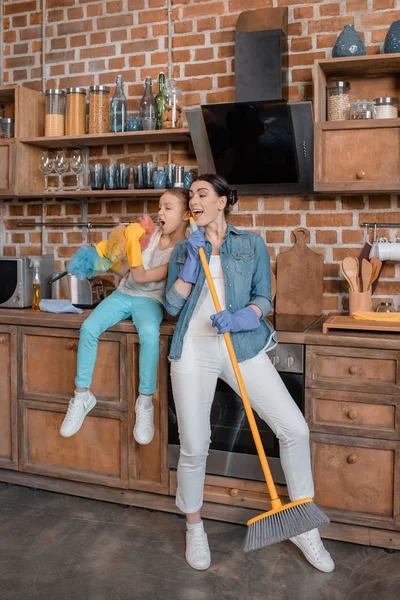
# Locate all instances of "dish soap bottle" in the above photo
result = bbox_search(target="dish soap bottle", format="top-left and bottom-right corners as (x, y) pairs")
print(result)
(139, 77), (156, 131)
(30, 257), (41, 312)
(155, 72), (166, 130)
(110, 74), (127, 133)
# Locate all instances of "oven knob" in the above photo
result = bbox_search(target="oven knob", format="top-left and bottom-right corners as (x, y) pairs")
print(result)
(271, 355), (280, 367)
(13, 296), (20, 304)
(286, 356), (295, 368)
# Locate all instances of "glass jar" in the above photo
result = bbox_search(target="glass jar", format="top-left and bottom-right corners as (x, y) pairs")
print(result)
(0, 118), (14, 138)
(327, 81), (351, 121)
(350, 100), (376, 120)
(65, 88), (86, 136)
(88, 85), (110, 134)
(374, 97), (398, 119)
(376, 302), (395, 313)
(0, 104), (4, 119)
(45, 89), (66, 137)
(163, 79), (183, 128)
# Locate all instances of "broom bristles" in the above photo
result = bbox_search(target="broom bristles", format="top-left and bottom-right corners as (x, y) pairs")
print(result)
(244, 501), (329, 552)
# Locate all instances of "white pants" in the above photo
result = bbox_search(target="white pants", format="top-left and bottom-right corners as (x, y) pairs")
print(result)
(171, 335), (314, 514)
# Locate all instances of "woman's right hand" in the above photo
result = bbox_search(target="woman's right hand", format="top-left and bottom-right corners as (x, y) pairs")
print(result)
(178, 227), (206, 284)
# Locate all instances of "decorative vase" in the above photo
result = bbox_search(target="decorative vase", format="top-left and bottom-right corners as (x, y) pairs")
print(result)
(384, 20), (400, 53)
(332, 24), (366, 58)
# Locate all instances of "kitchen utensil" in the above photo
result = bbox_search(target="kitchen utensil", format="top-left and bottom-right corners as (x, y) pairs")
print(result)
(340, 261), (354, 291)
(370, 257), (382, 291)
(349, 290), (372, 315)
(342, 256), (359, 292)
(50, 271), (69, 300)
(361, 258), (373, 292)
(190, 218), (328, 551)
(276, 228), (324, 316)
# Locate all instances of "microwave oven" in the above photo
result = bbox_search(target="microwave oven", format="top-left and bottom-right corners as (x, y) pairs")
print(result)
(0, 255), (54, 308)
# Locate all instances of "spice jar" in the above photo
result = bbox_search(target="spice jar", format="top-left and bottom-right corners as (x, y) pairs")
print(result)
(89, 85), (110, 134)
(374, 97), (398, 119)
(163, 79), (183, 129)
(65, 87), (86, 136)
(45, 89), (66, 137)
(0, 118), (14, 138)
(327, 81), (351, 121)
(350, 100), (376, 120)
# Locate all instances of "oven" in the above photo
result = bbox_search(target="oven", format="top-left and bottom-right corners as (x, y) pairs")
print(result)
(167, 342), (304, 485)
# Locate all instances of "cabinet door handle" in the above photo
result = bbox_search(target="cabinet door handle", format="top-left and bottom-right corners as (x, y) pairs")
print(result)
(66, 341), (77, 351)
(347, 409), (358, 420)
(356, 170), (365, 180)
(348, 365), (359, 375)
(347, 454), (358, 464)
(0, 336), (5, 344)
(230, 488), (239, 497)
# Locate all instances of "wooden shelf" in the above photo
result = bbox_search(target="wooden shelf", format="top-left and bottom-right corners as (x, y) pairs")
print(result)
(316, 118), (400, 130)
(315, 53), (400, 77)
(14, 189), (168, 199)
(20, 128), (191, 149)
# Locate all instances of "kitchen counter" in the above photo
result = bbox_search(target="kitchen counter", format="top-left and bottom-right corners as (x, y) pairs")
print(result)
(1, 308), (400, 350)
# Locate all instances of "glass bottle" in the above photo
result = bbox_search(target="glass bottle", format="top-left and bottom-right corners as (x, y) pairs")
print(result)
(376, 302), (395, 313)
(30, 257), (41, 312)
(155, 72), (166, 130)
(110, 74), (127, 133)
(139, 77), (156, 131)
(163, 79), (183, 129)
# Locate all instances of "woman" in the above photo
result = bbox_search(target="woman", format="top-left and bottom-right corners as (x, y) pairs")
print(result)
(165, 174), (334, 573)
(60, 188), (190, 445)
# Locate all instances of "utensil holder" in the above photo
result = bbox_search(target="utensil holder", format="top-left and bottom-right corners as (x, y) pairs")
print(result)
(349, 290), (372, 315)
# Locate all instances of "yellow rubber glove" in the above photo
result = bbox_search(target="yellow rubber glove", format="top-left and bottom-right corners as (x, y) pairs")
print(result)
(110, 260), (122, 271)
(125, 223), (146, 267)
(95, 239), (109, 258)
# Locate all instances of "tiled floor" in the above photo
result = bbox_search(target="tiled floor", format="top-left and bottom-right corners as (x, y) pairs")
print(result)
(0, 482), (399, 600)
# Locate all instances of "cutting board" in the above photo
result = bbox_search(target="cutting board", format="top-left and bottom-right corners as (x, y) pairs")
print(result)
(276, 228), (324, 316)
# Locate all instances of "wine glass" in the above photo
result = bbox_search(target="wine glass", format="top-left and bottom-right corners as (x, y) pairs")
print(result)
(38, 150), (54, 192)
(70, 149), (84, 190)
(54, 149), (69, 191)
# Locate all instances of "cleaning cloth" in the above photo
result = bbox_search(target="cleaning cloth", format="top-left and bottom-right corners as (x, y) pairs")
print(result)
(353, 311), (400, 322)
(39, 299), (83, 314)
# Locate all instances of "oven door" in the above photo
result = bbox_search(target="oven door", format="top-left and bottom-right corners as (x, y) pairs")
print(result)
(168, 344), (304, 485)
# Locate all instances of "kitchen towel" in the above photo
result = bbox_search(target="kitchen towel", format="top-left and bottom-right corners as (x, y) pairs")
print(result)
(39, 299), (83, 314)
(353, 311), (400, 322)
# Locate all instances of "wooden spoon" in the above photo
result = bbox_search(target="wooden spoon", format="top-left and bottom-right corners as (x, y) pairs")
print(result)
(370, 258), (382, 288)
(341, 261), (354, 292)
(361, 258), (373, 292)
(342, 256), (359, 292)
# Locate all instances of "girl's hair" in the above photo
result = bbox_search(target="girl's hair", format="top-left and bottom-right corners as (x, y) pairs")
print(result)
(163, 186), (190, 209)
(194, 174), (238, 214)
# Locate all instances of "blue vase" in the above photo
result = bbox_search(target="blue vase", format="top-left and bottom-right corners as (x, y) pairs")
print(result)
(332, 24), (366, 58)
(384, 20), (400, 53)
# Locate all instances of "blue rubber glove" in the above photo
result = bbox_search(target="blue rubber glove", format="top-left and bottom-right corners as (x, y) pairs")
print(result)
(178, 227), (206, 284)
(210, 306), (261, 334)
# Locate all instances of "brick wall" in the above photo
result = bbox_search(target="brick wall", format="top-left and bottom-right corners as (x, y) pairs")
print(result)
(2, 0), (400, 311)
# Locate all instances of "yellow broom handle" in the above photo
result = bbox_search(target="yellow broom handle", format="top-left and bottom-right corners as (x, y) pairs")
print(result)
(190, 219), (280, 505)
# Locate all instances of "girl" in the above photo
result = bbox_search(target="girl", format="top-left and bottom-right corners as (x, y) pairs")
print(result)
(60, 188), (190, 445)
(164, 175), (334, 573)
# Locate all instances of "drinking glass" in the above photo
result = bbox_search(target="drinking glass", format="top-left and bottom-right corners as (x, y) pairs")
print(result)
(90, 163), (104, 190)
(54, 149), (69, 191)
(142, 161), (157, 188)
(116, 163), (130, 189)
(153, 170), (167, 189)
(70, 149), (84, 190)
(104, 163), (118, 190)
(132, 164), (144, 189)
(38, 150), (54, 192)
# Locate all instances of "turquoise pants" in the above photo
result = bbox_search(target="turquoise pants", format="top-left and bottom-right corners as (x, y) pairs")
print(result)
(75, 290), (164, 394)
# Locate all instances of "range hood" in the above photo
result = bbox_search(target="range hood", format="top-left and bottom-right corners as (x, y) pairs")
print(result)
(186, 8), (314, 196)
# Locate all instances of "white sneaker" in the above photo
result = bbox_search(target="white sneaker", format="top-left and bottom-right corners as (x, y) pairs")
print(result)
(133, 401), (154, 445)
(185, 528), (211, 571)
(290, 528), (335, 573)
(60, 391), (96, 438)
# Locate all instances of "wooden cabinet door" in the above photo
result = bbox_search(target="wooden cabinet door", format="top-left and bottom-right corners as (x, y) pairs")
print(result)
(306, 345), (400, 395)
(314, 123), (400, 193)
(0, 141), (16, 195)
(128, 334), (169, 494)
(19, 400), (128, 488)
(0, 326), (18, 469)
(311, 432), (399, 529)
(19, 327), (127, 410)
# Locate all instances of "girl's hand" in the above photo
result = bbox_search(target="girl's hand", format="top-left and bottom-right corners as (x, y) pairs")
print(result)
(210, 307), (261, 334)
(125, 223), (146, 267)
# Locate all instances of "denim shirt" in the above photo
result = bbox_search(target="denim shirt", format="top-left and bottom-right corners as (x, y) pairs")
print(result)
(164, 223), (278, 362)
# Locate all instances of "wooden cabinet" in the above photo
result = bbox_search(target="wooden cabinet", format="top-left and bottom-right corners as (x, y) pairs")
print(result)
(0, 326), (18, 469)
(313, 54), (400, 194)
(19, 327), (127, 409)
(311, 433), (399, 528)
(128, 335), (169, 495)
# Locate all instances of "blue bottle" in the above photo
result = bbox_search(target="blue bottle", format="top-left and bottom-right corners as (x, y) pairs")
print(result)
(332, 24), (366, 58)
(110, 74), (127, 133)
(384, 20), (400, 53)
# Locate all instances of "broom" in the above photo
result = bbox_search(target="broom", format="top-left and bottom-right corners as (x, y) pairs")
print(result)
(189, 218), (329, 552)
